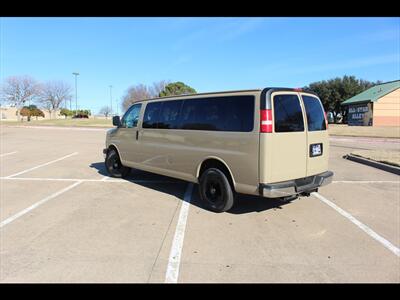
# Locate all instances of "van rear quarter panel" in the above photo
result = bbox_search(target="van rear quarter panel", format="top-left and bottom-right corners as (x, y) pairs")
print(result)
(164, 129), (260, 194)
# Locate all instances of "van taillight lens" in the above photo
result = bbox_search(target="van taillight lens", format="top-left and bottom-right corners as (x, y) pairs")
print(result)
(260, 109), (273, 133)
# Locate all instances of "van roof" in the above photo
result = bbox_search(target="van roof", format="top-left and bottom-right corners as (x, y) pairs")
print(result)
(140, 89), (262, 102)
(133, 87), (317, 103)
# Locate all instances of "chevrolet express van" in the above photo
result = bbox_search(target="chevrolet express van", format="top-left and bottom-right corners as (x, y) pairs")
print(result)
(103, 88), (333, 212)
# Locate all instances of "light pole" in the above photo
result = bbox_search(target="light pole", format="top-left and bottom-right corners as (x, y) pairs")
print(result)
(109, 85), (113, 116)
(72, 72), (79, 116)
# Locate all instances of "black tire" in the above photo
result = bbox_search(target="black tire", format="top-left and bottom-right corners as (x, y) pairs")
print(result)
(199, 168), (235, 213)
(105, 148), (131, 178)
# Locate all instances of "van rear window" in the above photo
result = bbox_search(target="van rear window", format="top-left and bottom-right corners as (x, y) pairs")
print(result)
(273, 94), (304, 132)
(302, 95), (326, 131)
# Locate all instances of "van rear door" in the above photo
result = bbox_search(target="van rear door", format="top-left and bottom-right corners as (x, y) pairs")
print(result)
(300, 93), (329, 176)
(262, 91), (307, 183)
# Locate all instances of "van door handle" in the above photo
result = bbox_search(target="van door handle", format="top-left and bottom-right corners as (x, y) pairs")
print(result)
(136, 130), (139, 140)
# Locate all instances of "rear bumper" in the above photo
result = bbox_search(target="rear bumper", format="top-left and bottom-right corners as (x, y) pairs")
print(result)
(259, 171), (333, 198)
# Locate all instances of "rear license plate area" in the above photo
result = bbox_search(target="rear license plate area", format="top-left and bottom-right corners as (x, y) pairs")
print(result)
(310, 143), (323, 157)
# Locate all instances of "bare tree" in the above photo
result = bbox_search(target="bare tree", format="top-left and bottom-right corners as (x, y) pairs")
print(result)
(39, 81), (72, 119)
(121, 80), (171, 112)
(151, 80), (170, 98)
(121, 84), (153, 111)
(99, 106), (112, 119)
(1, 76), (41, 121)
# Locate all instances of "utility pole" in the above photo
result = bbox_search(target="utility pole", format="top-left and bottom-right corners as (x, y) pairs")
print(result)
(72, 72), (79, 116)
(115, 97), (119, 115)
(109, 85), (113, 116)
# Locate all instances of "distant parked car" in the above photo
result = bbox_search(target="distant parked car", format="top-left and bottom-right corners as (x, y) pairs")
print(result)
(327, 112), (335, 124)
(73, 114), (89, 119)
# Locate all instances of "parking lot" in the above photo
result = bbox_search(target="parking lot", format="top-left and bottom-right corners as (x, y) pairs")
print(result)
(0, 125), (399, 283)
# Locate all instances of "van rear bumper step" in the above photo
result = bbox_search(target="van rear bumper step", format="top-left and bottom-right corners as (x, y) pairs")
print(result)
(259, 171), (333, 198)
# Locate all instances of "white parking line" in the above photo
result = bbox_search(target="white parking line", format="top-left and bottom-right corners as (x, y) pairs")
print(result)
(0, 151), (18, 158)
(5, 152), (78, 178)
(165, 183), (194, 283)
(0, 181), (82, 228)
(0, 177), (180, 184)
(312, 192), (400, 257)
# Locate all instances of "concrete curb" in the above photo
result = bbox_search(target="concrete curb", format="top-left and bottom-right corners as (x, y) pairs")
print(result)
(343, 154), (400, 176)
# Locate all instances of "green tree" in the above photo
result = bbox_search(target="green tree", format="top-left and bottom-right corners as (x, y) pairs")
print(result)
(304, 75), (379, 123)
(159, 81), (196, 97)
(60, 108), (74, 119)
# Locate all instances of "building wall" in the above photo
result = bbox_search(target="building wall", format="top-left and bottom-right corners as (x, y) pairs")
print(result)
(373, 88), (400, 126)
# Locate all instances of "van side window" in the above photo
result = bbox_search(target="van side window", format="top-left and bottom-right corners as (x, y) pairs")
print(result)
(158, 100), (183, 129)
(121, 103), (142, 128)
(180, 96), (254, 132)
(302, 95), (326, 131)
(273, 94), (304, 132)
(143, 102), (162, 128)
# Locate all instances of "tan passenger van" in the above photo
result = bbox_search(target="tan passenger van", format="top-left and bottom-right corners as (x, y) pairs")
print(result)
(103, 88), (333, 212)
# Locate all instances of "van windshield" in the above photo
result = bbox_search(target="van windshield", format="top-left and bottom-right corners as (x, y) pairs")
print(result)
(302, 95), (326, 131)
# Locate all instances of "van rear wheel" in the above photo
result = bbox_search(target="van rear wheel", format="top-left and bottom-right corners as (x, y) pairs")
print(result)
(199, 168), (235, 213)
(105, 149), (131, 178)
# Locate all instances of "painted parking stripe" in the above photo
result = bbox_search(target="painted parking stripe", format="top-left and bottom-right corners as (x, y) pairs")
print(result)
(5, 152), (78, 178)
(312, 192), (400, 257)
(165, 183), (194, 283)
(0, 181), (82, 228)
(0, 151), (18, 158)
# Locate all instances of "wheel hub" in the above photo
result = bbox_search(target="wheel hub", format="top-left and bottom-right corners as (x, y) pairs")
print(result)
(210, 186), (216, 195)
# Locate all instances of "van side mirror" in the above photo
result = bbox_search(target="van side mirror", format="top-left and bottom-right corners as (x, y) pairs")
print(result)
(113, 115), (121, 127)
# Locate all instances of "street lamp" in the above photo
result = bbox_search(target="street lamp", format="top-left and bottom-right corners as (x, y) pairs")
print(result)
(109, 85), (113, 116)
(72, 72), (79, 116)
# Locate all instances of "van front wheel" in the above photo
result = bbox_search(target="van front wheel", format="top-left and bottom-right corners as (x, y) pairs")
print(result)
(199, 168), (235, 213)
(105, 149), (131, 178)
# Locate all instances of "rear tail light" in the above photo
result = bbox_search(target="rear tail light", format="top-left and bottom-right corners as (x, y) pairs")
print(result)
(260, 109), (273, 133)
